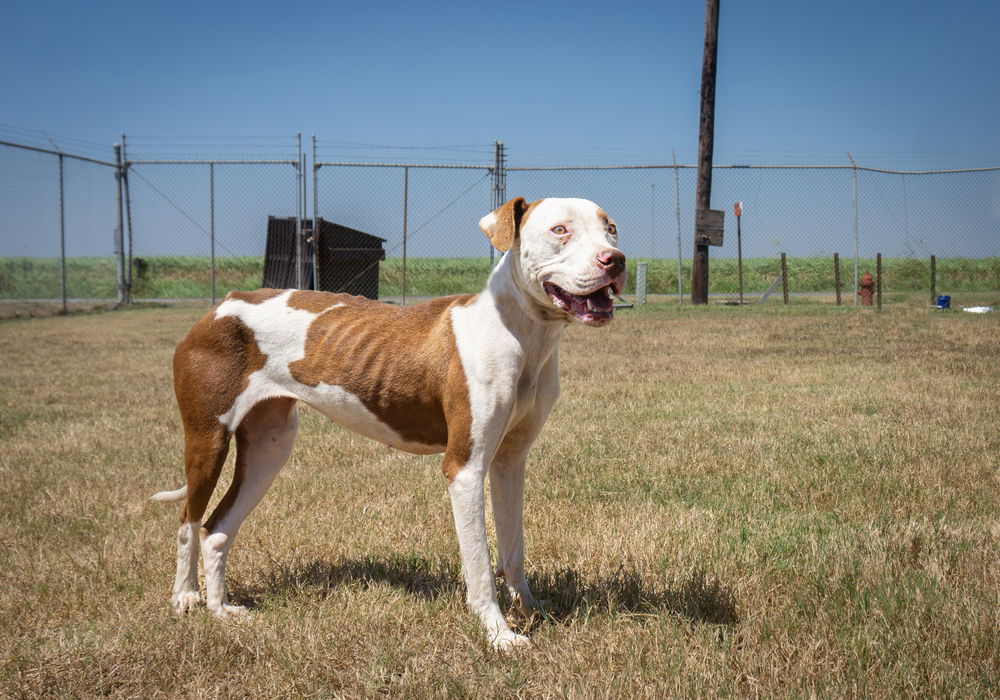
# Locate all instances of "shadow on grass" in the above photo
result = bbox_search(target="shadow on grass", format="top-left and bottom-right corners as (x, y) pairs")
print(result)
(232, 553), (463, 606)
(521, 565), (740, 628)
(233, 554), (739, 628)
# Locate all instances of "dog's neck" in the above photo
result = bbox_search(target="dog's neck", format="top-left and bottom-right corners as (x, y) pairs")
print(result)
(464, 251), (565, 366)
(486, 251), (568, 328)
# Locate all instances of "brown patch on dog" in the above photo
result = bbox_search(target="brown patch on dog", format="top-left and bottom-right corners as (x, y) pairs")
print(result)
(287, 292), (477, 479)
(287, 290), (357, 314)
(173, 311), (269, 522)
(482, 197), (543, 252)
(223, 288), (286, 306)
(440, 348), (474, 480)
(596, 209), (617, 236)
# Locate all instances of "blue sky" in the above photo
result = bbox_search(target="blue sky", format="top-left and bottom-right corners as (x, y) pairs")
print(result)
(4, 0), (1000, 167)
(2, 1), (999, 265)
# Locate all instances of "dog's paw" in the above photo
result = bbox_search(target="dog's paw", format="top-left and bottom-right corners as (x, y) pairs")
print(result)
(171, 591), (202, 614)
(491, 629), (531, 653)
(513, 594), (543, 617)
(211, 604), (249, 619)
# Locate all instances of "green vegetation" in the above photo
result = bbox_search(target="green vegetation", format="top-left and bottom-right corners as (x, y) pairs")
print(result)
(2, 255), (998, 300)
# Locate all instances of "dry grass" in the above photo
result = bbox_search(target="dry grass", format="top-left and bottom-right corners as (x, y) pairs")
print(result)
(0, 297), (997, 698)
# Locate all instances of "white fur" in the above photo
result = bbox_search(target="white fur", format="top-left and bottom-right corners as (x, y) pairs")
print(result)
(151, 485), (187, 502)
(171, 520), (201, 613)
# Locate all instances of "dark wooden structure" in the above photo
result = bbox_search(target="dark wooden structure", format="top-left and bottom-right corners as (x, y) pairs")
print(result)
(692, 0), (721, 304)
(263, 217), (386, 299)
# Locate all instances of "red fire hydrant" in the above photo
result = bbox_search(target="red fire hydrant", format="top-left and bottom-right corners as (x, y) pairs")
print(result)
(858, 271), (874, 306)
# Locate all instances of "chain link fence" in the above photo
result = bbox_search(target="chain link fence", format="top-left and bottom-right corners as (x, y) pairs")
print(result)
(315, 162), (494, 300)
(0, 140), (119, 312)
(125, 159), (299, 304)
(2, 136), (998, 312)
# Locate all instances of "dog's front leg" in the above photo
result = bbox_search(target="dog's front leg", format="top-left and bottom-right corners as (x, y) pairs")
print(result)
(490, 361), (558, 617)
(490, 427), (541, 616)
(448, 462), (529, 652)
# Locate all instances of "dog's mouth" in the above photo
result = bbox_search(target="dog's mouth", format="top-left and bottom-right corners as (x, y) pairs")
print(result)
(543, 281), (619, 326)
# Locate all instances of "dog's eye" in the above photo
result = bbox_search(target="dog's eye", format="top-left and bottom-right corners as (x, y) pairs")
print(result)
(607, 224), (617, 236)
(550, 225), (568, 236)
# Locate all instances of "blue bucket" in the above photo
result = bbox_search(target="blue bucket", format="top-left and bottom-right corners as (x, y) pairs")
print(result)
(936, 295), (951, 309)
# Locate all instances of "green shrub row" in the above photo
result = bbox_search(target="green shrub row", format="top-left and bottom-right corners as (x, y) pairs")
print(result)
(2, 255), (997, 300)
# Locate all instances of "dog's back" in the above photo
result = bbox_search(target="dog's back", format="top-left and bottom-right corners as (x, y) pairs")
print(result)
(174, 288), (477, 454)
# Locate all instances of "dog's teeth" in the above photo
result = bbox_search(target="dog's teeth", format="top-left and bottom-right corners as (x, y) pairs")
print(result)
(606, 287), (615, 299)
(586, 298), (595, 311)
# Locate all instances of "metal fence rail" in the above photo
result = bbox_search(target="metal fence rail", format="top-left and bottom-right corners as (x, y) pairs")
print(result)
(2, 135), (998, 311)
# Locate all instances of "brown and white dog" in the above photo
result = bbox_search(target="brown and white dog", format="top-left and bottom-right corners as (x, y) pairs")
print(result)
(152, 197), (626, 651)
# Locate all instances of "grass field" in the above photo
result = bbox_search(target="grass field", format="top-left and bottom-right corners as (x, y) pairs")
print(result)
(1, 298), (997, 697)
(3, 255), (999, 301)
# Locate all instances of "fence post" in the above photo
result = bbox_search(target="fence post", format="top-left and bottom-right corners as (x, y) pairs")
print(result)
(672, 149), (683, 303)
(930, 255), (936, 307)
(312, 135), (320, 292)
(848, 153), (859, 307)
(295, 133), (302, 290)
(58, 154), (67, 313)
(121, 133), (134, 303)
(209, 162), (216, 305)
(113, 143), (126, 305)
(876, 252), (882, 312)
(302, 151), (312, 290)
(491, 141), (505, 267)
(781, 252), (788, 304)
(834, 252), (841, 306)
(402, 166), (409, 305)
(735, 201), (744, 304)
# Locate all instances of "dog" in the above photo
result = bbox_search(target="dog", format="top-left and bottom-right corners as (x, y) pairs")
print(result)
(152, 197), (626, 651)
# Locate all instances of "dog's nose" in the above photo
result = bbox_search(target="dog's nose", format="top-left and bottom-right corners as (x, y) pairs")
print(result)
(596, 249), (626, 277)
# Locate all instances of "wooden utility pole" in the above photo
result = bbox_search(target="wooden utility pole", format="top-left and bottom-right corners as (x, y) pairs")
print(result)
(692, 0), (721, 305)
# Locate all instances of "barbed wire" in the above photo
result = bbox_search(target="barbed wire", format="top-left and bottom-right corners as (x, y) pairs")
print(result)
(0, 123), (115, 161)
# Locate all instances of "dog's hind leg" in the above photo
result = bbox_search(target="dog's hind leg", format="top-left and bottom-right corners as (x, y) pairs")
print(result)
(201, 397), (298, 617)
(172, 425), (231, 614)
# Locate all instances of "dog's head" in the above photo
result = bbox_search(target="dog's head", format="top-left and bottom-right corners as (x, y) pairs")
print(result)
(480, 197), (626, 327)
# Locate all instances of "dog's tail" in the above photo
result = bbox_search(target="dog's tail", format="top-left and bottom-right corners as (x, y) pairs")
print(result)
(150, 485), (187, 503)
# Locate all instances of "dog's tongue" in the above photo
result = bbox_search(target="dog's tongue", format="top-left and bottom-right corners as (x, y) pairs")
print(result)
(566, 288), (614, 316)
(545, 283), (614, 324)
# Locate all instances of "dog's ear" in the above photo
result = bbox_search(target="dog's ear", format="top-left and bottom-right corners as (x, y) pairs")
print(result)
(479, 197), (529, 252)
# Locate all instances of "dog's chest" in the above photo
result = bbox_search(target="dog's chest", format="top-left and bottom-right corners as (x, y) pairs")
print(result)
(450, 296), (561, 433)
